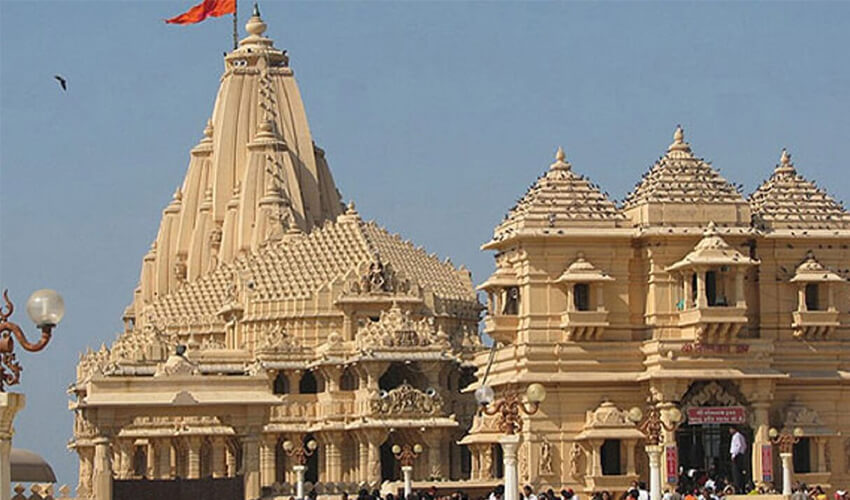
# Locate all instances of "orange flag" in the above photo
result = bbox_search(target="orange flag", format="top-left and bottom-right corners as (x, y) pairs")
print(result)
(166, 0), (236, 25)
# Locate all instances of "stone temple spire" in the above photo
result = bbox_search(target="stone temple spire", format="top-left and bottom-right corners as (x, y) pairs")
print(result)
(136, 7), (344, 306)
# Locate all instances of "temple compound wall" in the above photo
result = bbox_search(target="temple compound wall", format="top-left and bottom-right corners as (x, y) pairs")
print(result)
(465, 131), (850, 495)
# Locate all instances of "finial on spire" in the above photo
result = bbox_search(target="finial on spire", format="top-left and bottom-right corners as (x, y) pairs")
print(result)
(173, 186), (183, 202)
(550, 146), (571, 171)
(776, 148), (796, 175)
(203, 119), (214, 138)
(668, 124), (692, 154)
(245, 3), (267, 37)
(346, 201), (357, 214)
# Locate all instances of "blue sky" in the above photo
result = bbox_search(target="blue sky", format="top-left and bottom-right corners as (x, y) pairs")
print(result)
(1, 0), (849, 487)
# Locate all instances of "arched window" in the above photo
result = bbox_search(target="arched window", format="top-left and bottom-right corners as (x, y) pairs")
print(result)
(299, 371), (319, 394)
(601, 439), (621, 475)
(340, 367), (357, 391)
(273, 371), (290, 395)
(304, 434), (319, 483)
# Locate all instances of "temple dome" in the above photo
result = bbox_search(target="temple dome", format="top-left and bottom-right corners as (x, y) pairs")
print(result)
(486, 147), (626, 248)
(623, 126), (750, 228)
(137, 8), (344, 307)
(749, 149), (850, 230)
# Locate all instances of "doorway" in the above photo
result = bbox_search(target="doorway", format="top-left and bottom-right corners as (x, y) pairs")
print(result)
(676, 423), (752, 488)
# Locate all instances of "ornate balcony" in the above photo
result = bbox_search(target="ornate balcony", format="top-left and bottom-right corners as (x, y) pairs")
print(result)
(482, 314), (519, 344)
(677, 306), (748, 342)
(561, 310), (609, 341)
(792, 310), (840, 340)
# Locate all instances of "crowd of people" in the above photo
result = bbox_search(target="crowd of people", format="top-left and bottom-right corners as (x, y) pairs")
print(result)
(291, 481), (848, 500)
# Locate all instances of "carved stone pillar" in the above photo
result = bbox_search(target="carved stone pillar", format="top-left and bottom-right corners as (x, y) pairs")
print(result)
(77, 446), (94, 498)
(751, 401), (771, 486)
(365, 430), (384, 486)
(260, 434), (277, 487)
(92, 437), (113, 500)
(425, 431), (445, 479)
(357, 435), (369, 483)
(470, 445), (481, 480)
(211, 437), (227, 478)
(626, 440), (637, 476)
(734, 269), (746, 308)
(815, 437), (827, 473)
(287, 370), (302, 395)
(324, 432), (343, 483)
(696, 269), (707, 308)
(187, 436), (202, 480)
(116, 439), (134, 480)
(226, 440), (238, 477)
(588, 439), (602, 477)
(154, 438), (172, 480)
(242, 434), (261, 500)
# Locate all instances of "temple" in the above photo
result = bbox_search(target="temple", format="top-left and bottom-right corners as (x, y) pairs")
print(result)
(69, 6), (850, 500)
(69, 8), (482, 500)
(466, 127), (850, 494)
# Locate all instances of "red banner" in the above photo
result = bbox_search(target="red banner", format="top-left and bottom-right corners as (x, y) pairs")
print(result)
(686, 406), (746, 424)
(665, 446), (678, 484)
(762, 444), (773, 483)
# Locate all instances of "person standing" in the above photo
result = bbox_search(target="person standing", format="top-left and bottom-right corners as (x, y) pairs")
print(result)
(729, 426), (747, 493)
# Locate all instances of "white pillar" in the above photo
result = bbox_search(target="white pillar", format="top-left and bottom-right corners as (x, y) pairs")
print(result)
(402, 465), (413, 498)
(500, 435), (521, 500)
(780, 452), (793, 496)
(0, 393), (24, 500)
(294, 464), (306, 500)
(646, 445), (663, 500)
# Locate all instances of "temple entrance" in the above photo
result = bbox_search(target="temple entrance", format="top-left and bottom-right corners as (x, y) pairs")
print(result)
(676, 381), (753, 491)
(676, 423), (753, 487)
(381, 441), (400, 481)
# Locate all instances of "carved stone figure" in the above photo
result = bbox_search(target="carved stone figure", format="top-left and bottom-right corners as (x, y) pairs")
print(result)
(539, 438), (554, 476)
(569, 442), (583, 479)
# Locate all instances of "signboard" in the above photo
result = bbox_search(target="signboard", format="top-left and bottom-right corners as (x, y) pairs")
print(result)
(665, 445), (678, 484)
(686, 406), (746, 424)
(762, 444), (773, 483)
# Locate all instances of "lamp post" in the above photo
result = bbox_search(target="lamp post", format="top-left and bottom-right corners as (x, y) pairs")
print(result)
(0, 289), (64, 500)
(769, 427), (803, 495)
(475, 383), (547, 500)
(283, 437), (318, 500)
(628, 400), (682, 500)
(392, 443), (423, 498)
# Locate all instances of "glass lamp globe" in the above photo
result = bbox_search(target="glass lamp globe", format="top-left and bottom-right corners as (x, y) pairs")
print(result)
(768, 428), (778, 439)
(668, 407), (682, 424)
(526, 383), (546, 404)
(474, 385), (495, 406)
(26, 289), (65, 328)
(283, 440), (294, 452)
(628, 407), (643, 423)
(413, 444), (423, 454)
(392, 444), (402, 454)
(307, 440), (318, 451)
(793, 427), (804, 438)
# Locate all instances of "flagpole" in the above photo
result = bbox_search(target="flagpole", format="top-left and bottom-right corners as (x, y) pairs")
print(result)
(232, 0), (238, 50)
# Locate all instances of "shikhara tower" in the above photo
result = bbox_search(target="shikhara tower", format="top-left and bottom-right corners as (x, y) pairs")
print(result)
(70, 9), (482, 500)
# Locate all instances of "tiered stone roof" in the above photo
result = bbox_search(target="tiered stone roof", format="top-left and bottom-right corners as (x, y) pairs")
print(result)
(749, 150), (850, 230)
(623, 126), (745, 209)
(149, 206), (475, 324)
(667, 222), (759, 272)
(489, 147), (625, 244)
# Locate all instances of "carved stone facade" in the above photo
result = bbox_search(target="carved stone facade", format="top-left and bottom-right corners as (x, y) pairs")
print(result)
(69, 10), (481, 500)
(466, 128), (850, 494)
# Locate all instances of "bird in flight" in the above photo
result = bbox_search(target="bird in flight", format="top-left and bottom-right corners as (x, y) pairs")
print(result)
(54, 75), (67, 91)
